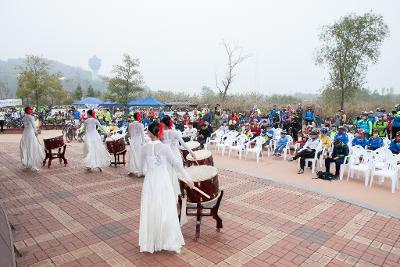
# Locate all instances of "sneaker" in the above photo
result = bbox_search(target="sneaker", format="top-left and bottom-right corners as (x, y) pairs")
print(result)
(288, 157), (294, 162)
(297, 169), (304, 174)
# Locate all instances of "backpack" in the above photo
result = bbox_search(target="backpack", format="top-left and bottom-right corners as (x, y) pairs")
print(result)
(313, 171), (338, 181)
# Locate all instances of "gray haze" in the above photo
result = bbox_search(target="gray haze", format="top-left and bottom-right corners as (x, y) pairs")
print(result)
(1, 0), (399, 94)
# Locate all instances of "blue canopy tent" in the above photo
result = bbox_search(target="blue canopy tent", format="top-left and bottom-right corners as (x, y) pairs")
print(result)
(72, 97), (104, 106)
(127, 97), (165, 107)
(100, 101), (122, 107)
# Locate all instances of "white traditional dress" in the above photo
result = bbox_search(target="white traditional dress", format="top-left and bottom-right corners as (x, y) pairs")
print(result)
(83, 118), (111, 169)
(20, 114), (45, 170)
(139, 140), (191, 253)
(128, 121), (145, 175)
(162, 129), (194, 198)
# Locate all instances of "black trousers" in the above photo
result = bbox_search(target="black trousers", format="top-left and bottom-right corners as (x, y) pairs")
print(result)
(325, 157), (344, 176)
(293, 149), (315, 170)
(0, 120), (4, 133)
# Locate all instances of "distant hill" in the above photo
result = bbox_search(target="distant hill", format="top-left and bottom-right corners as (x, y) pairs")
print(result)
(0, 58), (107, 97)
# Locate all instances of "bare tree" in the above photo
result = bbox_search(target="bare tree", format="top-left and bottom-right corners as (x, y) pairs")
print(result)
(215, 41), (249, 103)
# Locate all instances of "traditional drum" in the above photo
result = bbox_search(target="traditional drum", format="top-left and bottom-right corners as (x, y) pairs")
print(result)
(180, 141), (201, 164)
(186, 150), (214, 167)
(105, 137), (127, 167)
(180, 165), (219, 203)
(43, 135), (67, 168)
(106, 137), (126, 154)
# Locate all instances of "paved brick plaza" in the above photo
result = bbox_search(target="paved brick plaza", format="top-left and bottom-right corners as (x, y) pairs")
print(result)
(1, 140), (400, 267)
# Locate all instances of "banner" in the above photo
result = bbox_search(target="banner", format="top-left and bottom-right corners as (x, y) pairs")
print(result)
(0, 99), (22, 107)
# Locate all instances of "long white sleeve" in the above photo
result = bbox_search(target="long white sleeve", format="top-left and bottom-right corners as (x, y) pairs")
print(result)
(163, 145), (191, 182)
(173, 130), (193, 154)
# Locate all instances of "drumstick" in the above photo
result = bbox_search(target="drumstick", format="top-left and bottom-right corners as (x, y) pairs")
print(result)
(192, 186), (210, 199)
(178, 177), (210, 199)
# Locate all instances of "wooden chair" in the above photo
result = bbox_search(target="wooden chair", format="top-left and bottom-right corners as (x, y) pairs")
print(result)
(43, 135), (67, 168)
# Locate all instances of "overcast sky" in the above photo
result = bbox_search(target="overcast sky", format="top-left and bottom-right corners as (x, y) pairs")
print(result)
(0, 0), (399, 94)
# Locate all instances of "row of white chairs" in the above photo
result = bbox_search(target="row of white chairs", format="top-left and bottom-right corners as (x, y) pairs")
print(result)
(339, 146), (399, 193)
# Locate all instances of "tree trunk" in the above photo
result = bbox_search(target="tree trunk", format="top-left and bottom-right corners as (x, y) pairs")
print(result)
(35, 89), (39, 111)
(340, 87), (345, 110)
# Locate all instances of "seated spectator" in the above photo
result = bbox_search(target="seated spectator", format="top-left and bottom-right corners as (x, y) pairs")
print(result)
(352, 130), (367, 147)
(335, 126), (349, 144)
(358, 112), (373, 138)
(325, 138), (349, 177)
(294, 132), (307, 155)
(389, 131), (400, 154)
(273, 130), (289, 156)
(183, 122), (197, 142)
(366, 129), (383, 150)
(197, 121), (212, 147)
(319, 127), (332, 150)
(288, 130), (320, 174)
(374, 114), (389, 138)
(329, 125), (337, 139)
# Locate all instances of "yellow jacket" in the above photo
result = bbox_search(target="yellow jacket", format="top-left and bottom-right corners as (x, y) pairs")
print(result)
(320, 134), (332, 149)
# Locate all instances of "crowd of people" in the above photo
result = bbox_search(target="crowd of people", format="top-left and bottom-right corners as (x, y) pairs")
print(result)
(14, 102), (400, 253)
(9, 102), (400, 177)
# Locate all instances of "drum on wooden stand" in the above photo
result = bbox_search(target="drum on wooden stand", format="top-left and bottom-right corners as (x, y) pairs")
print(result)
(105, 137), (127, 167)
(186, 150), (214, 167)
(179, 165), (223, 240)
(43, 135), (67, 168)
(180, 141), (201, 165)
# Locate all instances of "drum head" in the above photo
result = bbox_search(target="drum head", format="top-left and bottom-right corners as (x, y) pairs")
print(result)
(186, 150), (212, 161)
(181, 141), (200, 150)
(185, 165), (218, 182)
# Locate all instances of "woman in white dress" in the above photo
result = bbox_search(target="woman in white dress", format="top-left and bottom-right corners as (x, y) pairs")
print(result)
(128, 112), (145, 176)
(161, 116), (196, 198)
(139, 122), (194, 253)
(20, 107), (45, 171)
(82, 110), (111, 171)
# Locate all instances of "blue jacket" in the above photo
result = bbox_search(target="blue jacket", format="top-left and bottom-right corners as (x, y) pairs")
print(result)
(352, 137), (367, 148)
(73, 110), (80, 120)
(367, 137), (383, 150)
(277, 136), (289, 147)
(392, 115), (400, 128)
(368, 116), (376, 125)
(304, 111), (314, 121)
(359, 119), (372, 135)
(389, 140), (400, 154)
(335, 132), (349, 144)
(269, 109), (277, 119)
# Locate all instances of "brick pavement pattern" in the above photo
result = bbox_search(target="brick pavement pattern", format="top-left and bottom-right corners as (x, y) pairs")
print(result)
(1, 141), (400, 266)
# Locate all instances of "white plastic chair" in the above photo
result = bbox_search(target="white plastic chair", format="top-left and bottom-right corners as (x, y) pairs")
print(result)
(217, 134), (237, 156)
(228, 134), (249, 159)
(245, 136), (266, 163)
(382, 137), (391, 148)
(301, 144), (323, 174)
(369, 154), (399, 193)
(347, 151), (374, 186)
(281, 136), (293, 160)
(205, 129), (224, 150)
(339, 145), (365, 180)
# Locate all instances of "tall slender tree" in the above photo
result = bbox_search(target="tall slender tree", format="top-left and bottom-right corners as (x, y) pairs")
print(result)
(316, 12), (389, 110)
(16, 55), (65, 109)
(215, 41), (249, 103)
(106, 54), (144, 106)
(73, 84), (83, 100)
